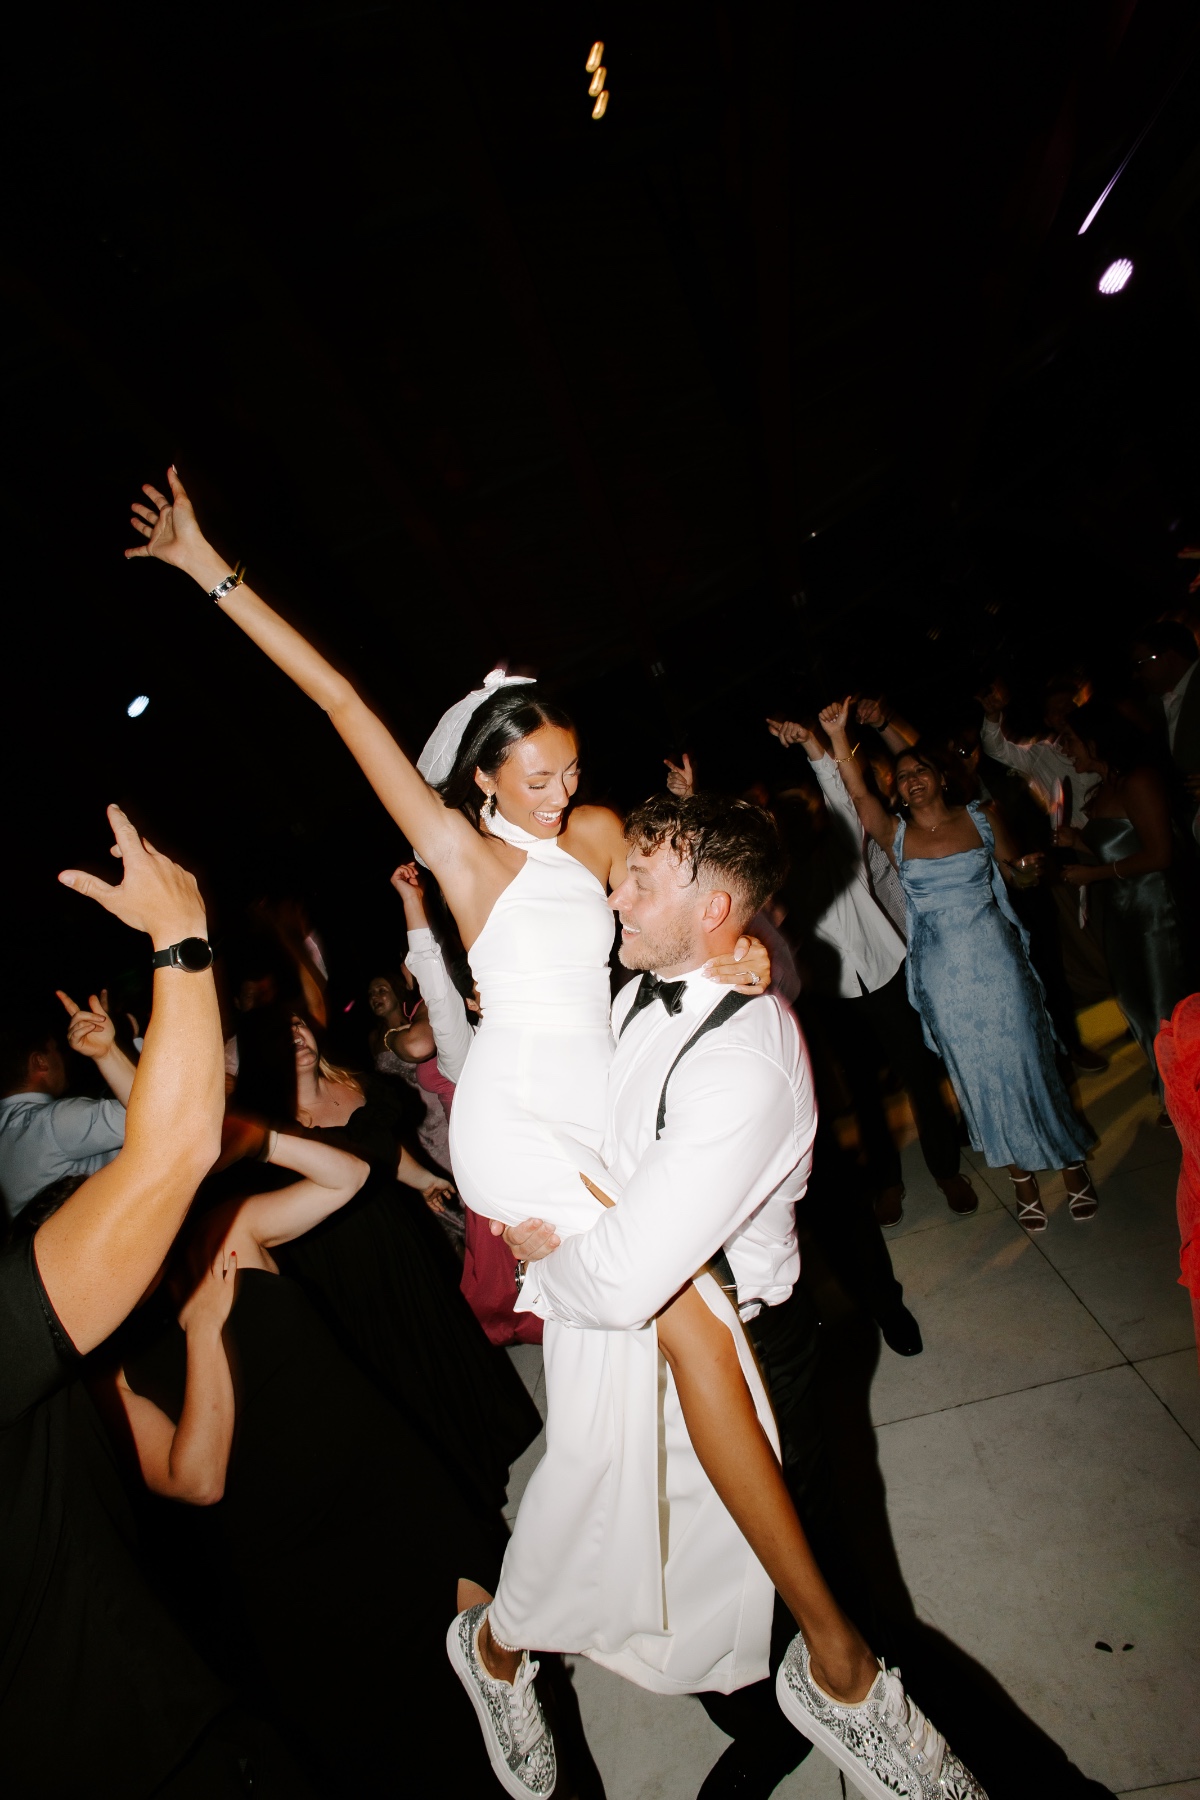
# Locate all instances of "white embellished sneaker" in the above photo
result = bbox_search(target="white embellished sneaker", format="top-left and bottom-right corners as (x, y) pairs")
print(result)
(775, 1630), (988, 1799)
(446, 1604), (556, 1799)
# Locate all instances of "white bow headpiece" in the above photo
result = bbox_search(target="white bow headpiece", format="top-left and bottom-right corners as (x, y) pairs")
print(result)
(416, 669), (535, 788)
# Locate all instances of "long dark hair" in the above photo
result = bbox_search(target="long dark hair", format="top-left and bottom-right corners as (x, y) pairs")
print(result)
(437, 684), (578, 826)
(1068, 701), (1153, 780)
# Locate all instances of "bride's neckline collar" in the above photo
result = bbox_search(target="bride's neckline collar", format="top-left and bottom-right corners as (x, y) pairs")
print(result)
(482, 807), (549, 849)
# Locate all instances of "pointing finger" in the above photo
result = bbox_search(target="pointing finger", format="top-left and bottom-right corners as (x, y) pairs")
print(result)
(106, 804), (143, 863)
(55, 989), (80, 1017)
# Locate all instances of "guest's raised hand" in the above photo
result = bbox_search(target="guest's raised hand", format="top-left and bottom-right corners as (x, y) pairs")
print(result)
(125, 466), (208, 573)
(56, 990), (116, 1060)
(178, 1246), (238, 1336)
(975, 678), (1010, 723)
(818, 696), (852, 737)
(389, 861), (430, 929)
(58, 804), (207, 947)
(855, 697), (888, 730)
(664, 753), (695, 798)
(766, 718), (811, 749)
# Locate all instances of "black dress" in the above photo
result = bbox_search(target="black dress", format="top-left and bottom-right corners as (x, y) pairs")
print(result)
(0, 1238), (229, 1799)
(126, 1271), (503, 1799)
(278, 1078), (541, 1523)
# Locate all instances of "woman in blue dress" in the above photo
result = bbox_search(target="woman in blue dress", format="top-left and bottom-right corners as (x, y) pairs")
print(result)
(1053, 702), (1190, 1106)
(821, 699), (1097, 1232)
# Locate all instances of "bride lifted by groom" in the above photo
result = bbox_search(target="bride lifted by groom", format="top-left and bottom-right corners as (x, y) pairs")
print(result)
(126, 466), (988, 1800)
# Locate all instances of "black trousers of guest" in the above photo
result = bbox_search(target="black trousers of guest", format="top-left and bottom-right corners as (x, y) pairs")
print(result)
(802, 1114), (907, 1324)
(817, 964), (961, 1190)
(150, 1708), (320, 1799)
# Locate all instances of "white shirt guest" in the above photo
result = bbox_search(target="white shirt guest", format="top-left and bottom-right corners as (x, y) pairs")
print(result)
(979, 715), (1099, 825)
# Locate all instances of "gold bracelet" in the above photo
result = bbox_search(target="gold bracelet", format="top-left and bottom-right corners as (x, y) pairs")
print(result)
(834, 743), (860, 763)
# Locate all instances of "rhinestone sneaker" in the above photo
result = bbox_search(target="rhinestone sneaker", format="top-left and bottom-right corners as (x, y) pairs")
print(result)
(446, 1604), (556, 1799)
(776, 1630), (988, 1799)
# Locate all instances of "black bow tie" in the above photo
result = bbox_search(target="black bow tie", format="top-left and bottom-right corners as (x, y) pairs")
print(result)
(620, 972), (687, 1036)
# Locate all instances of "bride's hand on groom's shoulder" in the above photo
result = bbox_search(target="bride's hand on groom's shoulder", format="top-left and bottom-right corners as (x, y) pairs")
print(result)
(492, 1216), (561, 1261)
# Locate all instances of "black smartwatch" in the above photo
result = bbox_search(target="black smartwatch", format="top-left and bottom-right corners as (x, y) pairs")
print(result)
(151, 937), (215, 974)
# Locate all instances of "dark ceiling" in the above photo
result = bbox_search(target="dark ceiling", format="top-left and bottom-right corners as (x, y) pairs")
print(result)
(5, 0), (1200, 1001)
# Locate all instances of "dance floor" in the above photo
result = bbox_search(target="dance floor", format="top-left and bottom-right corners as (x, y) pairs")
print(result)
(502, 1001), (1200, 1800)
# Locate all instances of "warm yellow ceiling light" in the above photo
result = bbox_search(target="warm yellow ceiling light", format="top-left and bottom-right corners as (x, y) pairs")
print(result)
(586, 41), (604, 73)
(592, 89), (609, 119)
(588, 66), (606, 97)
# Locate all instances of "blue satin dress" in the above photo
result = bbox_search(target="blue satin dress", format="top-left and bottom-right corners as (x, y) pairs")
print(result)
(1082, 815), (1188, 1092)
(897, 802), (1092, 1171)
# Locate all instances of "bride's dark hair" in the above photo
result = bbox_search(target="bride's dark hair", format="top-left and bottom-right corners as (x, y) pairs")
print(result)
(437, 684), (578, 825)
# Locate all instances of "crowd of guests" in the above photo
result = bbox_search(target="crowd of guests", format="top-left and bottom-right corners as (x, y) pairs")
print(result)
(2, 594), (1198, 1799)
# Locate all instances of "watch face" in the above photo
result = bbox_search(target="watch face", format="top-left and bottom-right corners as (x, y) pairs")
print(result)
(175, 936), (214, 972)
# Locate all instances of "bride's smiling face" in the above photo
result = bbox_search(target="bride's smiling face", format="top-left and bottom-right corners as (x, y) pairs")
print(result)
(481, 725), (581, 837)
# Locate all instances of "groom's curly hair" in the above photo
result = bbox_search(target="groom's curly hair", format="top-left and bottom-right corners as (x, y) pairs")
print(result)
(624, 794), (788, 926)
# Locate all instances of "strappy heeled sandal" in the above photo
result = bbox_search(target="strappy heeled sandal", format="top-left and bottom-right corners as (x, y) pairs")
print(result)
(1009, 1172), (1047, 1233)
(1064, 1164), (1099, 1222)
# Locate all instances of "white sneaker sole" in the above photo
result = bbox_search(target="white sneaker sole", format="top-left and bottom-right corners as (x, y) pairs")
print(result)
(775, 1665), (918, 1800)
(445, 1613), (555, 1800)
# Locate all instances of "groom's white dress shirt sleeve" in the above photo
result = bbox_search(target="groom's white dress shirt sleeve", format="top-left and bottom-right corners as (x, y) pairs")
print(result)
(518, 983), (815, 1332)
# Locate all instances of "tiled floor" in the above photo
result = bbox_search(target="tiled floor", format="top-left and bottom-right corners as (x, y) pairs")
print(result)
(501, 1003), (1200, 1799)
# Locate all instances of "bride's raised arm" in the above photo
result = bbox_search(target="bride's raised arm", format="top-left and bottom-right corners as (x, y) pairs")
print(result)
(126, 468), (475, 878)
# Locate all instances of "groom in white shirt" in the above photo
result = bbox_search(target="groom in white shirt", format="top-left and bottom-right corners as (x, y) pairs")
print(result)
(510, 793), (830, 1796)
(451, 792), (987, 1800)
(515, 793), (815, 1337)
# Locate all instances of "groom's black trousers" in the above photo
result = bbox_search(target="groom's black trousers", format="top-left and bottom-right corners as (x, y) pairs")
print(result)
(695, 1279), (827, 1789)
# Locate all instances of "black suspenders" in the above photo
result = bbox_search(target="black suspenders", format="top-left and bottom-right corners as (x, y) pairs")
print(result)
(654, 990), (756, 1139)
(652, 988), (756, 1297)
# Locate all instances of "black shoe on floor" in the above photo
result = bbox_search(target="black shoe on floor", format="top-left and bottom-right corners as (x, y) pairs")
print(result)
(873, 1183), (905, 1227)
(937, 1173), (979, 1216)
(878, 1305), (923, 1356)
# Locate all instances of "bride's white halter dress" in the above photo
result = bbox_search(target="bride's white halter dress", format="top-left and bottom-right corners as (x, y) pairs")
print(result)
(450, 807), (776, 1696)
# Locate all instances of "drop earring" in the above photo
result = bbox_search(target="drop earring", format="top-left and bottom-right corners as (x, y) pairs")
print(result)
(487, 792), (497, 818)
